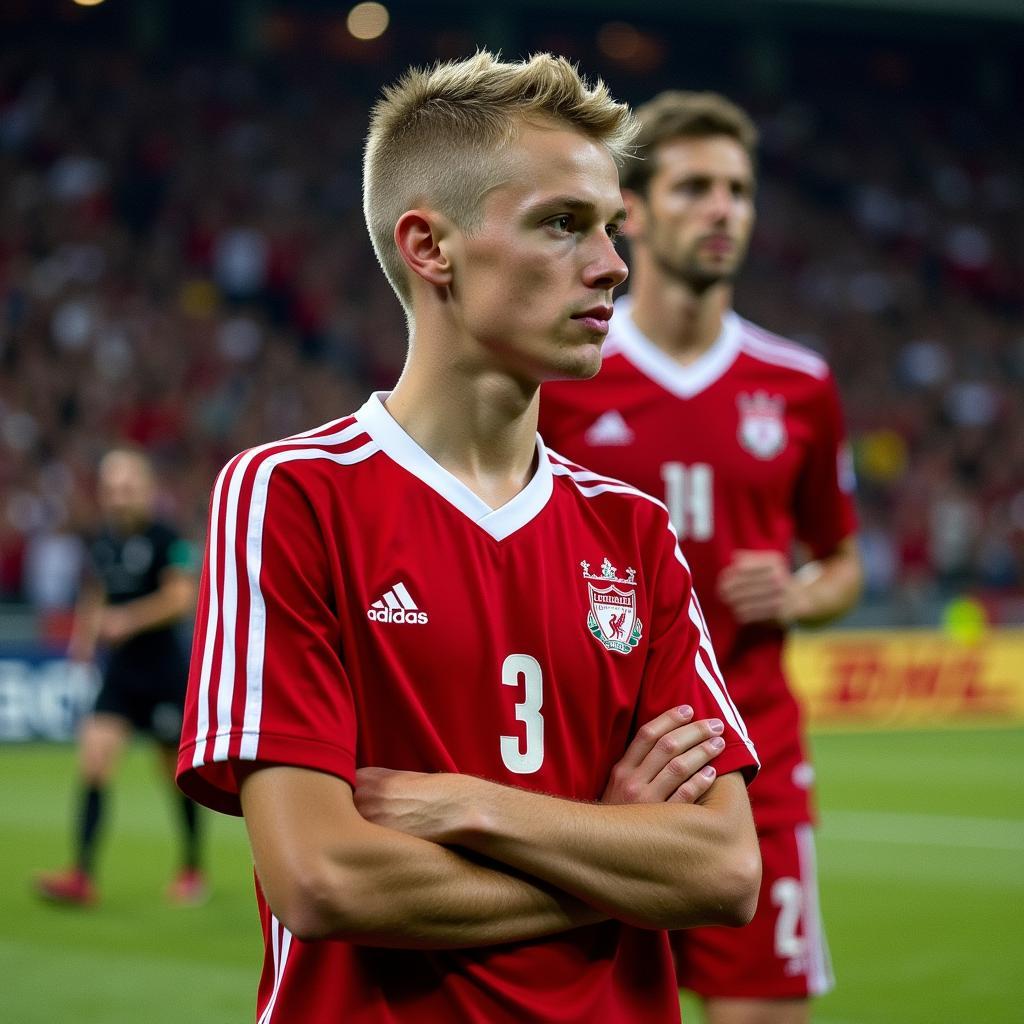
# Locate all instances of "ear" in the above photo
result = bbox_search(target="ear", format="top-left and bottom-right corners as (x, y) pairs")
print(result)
(621, 188), (647, 242)
(394, 210), (453, 290)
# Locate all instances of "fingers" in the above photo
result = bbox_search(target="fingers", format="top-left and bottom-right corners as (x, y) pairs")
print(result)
(717, 554), (792, 624)
(730, 549), (788, 568)
(654, 735), (724, 803)
(614, 705), (695, 771)
(718, 566), (786, 601)
(667, 764), (718, 804)
(604, 714), (725, 804)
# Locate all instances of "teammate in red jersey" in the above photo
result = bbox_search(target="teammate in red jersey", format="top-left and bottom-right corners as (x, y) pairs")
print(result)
(178, 54), (761, 1023)
(540, 92), (863, 1024)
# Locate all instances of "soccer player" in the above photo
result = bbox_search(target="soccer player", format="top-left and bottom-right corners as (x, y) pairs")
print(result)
(34, 447), (205, 906)
(540, 92), (863, 1024)
(177, 53), (760, 1023)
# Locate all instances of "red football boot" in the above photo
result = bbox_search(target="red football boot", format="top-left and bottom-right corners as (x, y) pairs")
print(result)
(166, 867), (209, 907)
(33, 867), (96, 906)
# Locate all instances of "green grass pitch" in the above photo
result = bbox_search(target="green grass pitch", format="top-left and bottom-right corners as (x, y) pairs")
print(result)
(2, 729), (1021, 1023)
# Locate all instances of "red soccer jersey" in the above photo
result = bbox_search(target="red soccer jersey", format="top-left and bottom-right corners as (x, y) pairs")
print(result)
(540, 299), (857, 831)
(177, 392), (758, 1024)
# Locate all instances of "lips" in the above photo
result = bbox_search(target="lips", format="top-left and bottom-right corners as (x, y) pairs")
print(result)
(571, 305), (614, 332)
(573, 305), (613, 321)
(701, 235), (735, 255)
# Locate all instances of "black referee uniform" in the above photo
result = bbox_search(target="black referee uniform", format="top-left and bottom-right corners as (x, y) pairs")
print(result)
(89, 521), (193, 745)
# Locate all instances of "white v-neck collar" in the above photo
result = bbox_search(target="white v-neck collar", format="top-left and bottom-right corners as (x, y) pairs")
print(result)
(610, 295), (742, 398)
(354, 392), (553, 542)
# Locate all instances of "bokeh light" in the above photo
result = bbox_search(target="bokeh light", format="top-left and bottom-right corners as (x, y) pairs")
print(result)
(347, 2), (389, 41)
(595, 21), (666, 73)
(597, 22), (642, 62)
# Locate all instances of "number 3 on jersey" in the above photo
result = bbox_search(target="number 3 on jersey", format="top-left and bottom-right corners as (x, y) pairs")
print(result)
(500, 654), (544, 774)
(661, 462), (714, 540)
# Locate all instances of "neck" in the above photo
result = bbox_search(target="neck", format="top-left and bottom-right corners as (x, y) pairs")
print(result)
(627, 255), (732, 364)
(385, 325), (540, 510)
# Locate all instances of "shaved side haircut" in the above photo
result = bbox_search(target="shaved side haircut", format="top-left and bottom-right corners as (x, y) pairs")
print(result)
(363, 50), (636, 311)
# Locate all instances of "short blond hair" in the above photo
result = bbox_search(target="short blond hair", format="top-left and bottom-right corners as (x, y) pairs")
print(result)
(621, 91), (759, 195)
(363, 50), (636, 311)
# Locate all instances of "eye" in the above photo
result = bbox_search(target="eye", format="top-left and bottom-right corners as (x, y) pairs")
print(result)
(676, 178), (708, 197)
(549, 214), (573, 233)
(606, 223), (624, 245)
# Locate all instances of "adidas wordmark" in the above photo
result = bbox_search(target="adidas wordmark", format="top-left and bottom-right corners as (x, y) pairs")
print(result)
(367, 581), (429, 625)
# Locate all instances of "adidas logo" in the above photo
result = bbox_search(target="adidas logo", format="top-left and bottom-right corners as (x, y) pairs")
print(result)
(367, 582), (429, 625)
(584, 410), (635, 446)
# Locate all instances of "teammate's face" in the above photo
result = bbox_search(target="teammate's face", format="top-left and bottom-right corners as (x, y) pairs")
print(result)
(449, 122), (628, 383)
(98, 451), (155, 529)
(627, 134), (755, 291)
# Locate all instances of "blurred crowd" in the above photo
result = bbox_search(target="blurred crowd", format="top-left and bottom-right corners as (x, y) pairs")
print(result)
(1, 44), (1022, 622)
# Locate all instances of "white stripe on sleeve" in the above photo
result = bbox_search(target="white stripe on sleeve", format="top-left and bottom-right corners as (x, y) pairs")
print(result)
(238, 441), (379, 760)
(197, 422), (369, 766)
(191, 456), (236, 769)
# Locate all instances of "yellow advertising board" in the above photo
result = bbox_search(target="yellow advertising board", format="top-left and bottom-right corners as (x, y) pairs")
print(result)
(786, 629), (1024, 729)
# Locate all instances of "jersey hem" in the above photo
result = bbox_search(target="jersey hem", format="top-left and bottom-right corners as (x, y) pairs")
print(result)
(715, 744), (760, 785)
(177, 733), (355, 816)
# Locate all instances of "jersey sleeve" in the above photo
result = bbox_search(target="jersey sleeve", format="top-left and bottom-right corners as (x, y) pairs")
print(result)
(793, 372), (858, 558)
(147, 523), (175, 577)
(166, 536), (199, 573)
(177, 454), (356, 815)
(639, 509), (759, 782)
(152, 522), (196, 577)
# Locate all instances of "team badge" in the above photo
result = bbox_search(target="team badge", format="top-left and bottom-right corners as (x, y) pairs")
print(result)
(581, 557), (642, 655)
(737, 391), (787, 460)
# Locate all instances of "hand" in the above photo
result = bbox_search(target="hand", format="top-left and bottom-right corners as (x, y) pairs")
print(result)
(716, 549), (802, 625)
(354, 766), (472, 844)
(66, 634), (97, 664)
(98, 607), (135, 646)
(602, 705), (726, 805)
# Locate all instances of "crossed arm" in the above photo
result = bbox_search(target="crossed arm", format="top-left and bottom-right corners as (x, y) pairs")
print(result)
(239, 707), (760, 948)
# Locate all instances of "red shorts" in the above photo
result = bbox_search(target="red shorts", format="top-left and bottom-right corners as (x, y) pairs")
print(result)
(673, 824), (834, 1000)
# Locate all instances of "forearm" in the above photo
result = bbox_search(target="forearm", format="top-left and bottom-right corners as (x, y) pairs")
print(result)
(436, 773), (759, 930)
(306, 829), (604, 947)
(241, 766), (604, 948)
(787, 541), (863, 627)
(68, 590), (103, 661)
(116, 576), (194, 636)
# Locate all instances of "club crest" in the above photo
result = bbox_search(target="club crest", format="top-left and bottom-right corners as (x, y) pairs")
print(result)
(580, 557), (642, 655)
(737, 391), (787, 460)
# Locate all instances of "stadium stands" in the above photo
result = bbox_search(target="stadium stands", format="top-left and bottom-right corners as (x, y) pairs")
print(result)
(0, 8), (1021, 625)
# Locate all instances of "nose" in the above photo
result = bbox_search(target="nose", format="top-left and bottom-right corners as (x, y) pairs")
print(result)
(583, 232), (629, 291)
(705, 182), (734, 223)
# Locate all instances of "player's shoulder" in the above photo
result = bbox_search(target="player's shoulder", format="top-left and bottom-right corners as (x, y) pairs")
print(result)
(214, 413), (377, 489)
(546, 445), (672, 530)
(734, 316), (833, 383)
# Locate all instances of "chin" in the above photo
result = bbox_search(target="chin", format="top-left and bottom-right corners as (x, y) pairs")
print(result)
(688, 268), (737, 293)
(547, 342), (604, 382)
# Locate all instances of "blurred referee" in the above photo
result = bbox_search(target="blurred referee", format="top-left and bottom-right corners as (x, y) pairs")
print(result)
(33, 446), (205, 906)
